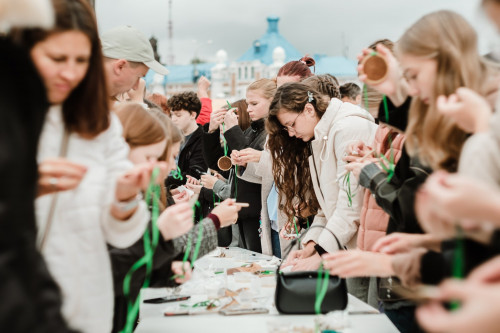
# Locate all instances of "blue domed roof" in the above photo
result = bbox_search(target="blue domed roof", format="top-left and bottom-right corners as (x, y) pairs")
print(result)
(237, 17), (303, 65)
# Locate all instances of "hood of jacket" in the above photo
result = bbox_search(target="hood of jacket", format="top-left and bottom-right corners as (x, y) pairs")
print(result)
(313, 98), (375, 143)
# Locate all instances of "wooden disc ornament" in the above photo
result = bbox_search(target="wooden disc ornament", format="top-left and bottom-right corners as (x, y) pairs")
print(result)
(361, 52), (388, 85)
(217, 156), (233, 171)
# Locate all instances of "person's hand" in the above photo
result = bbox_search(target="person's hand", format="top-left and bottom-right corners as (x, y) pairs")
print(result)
(282, 242), (316, 268)
(416, 279), (500, 333)
(171, 261), (192, 284)
(210, 198), (241, 227)
(186, 175), (200, 185)
(237, 148), (262, 164)
(322, 250), (394, 277)
(345, 141), (373, 161)
(372, 232), (434, 254)
(357, 43), (409, 107)
(437, 87), (492, 134)
(197, 76), (211, 99)
(115, 162), (168, 201)
(291, 253), (322, 272)
(344, 160), (374, 180)
(418, 171), (500, 231)
(223, 108), (238, 130)
(157, 202), (194, 240)
(37, 158), (87, 197)
(200, 174), (218, 190)
(172, 190), (189, 204)
(230, 150), (247, 167)
(208, 108), (226, 133)
(127, 78), (146, 103)
(280, 219), (301, 240)
(468, 256), (500, 284)
(185, 182), (202, 194)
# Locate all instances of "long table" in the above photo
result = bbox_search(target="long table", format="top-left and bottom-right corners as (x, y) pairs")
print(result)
(135, 247), (399, 333)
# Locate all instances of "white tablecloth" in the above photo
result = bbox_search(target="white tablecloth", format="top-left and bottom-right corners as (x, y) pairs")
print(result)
(135, 247), (399, 333)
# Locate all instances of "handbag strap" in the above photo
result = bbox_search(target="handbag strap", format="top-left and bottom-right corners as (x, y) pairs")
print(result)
(38, 129), (70, 250)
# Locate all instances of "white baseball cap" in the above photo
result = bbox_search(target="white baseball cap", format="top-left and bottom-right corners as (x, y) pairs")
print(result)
(101, 25), (169, 75)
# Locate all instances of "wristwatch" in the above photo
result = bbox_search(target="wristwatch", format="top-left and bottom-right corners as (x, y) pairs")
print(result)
(113, 192), (143, 212)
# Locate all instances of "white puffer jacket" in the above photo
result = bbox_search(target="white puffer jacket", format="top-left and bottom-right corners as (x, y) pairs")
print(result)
(302, 98), (378, 252)
(35, 105), (149, 333)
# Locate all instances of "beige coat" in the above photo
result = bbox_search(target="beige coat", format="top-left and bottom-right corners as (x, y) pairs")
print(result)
(302, 98), (378, 252)
(459, 111), (500, 185)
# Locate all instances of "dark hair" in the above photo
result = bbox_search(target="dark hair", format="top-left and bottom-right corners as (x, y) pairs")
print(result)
(228, 99), (251, 131)
(266, 83), (330, 221)
(13, 0), (109, 137)
(302, 74), (341, 99)
(339, 83), (361, 100)
(167, 91), (202, 117)
(277, 56), (315, 79)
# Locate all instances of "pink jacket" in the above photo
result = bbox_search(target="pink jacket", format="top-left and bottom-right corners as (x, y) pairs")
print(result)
(357, 126), (405, 251)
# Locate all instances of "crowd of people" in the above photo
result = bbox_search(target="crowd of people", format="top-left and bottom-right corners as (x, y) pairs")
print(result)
(3, 0), (500, 332)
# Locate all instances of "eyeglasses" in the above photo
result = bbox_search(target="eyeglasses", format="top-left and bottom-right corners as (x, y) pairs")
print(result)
(282, 111), (303, 133)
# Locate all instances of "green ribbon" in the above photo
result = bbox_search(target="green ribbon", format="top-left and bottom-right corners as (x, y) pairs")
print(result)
(119, 168), (161, 333)
(342, 171), (355, 207)
(171, 201), (203, 280)
(293, 216), (299, 237)
(450, 225), (465, 310)
(171, 166), (183, 181)
(314, 262), (330, 314)
(222, 123), (228, 157)
(234, 165), (238, 201)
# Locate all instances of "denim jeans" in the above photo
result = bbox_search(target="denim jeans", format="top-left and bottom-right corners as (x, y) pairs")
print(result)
(271, 229), (281, 258)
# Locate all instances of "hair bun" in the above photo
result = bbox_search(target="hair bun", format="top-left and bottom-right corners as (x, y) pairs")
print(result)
(300, 56), (316, 67)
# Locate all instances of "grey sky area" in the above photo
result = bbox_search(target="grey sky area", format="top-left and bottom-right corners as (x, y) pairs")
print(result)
(95, 0), (499, 66)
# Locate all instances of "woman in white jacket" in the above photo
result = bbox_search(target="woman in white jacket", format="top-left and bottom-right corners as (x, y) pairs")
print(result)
(266, 83), (378, 272)
(17, 0), (166, 332)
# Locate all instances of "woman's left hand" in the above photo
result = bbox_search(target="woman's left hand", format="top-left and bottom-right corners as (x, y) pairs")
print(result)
(291, 253), (322, 272)
(112, 162), (168, 220)
(115, 162), (168, 201)
(322, 250), (394, 278)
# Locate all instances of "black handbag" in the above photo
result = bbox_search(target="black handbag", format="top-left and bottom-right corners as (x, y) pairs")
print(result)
(274, 225), (348, 314)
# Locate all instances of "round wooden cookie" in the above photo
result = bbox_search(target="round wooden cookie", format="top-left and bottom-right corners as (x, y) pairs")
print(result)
(217, 156), (233, 171)
(361, 53), (388, 85)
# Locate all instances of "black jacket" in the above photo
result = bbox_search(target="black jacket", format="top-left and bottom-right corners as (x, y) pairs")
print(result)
(166, 125), (207, 187)
(109, 223), (177, 332)
(361, 97), (427, 234)
(370, 97), (499, 285)
(0, 38), (76, 333)
(224, 119), (267, 219)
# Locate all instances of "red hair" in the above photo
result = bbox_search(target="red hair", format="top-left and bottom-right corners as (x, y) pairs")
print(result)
(277, 56), (315, 79)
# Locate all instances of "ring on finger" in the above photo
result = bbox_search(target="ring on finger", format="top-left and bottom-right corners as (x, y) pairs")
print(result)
(49, 177), (58, 189)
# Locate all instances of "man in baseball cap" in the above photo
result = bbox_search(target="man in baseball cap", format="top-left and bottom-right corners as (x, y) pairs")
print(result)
(101, 25), (169, 99)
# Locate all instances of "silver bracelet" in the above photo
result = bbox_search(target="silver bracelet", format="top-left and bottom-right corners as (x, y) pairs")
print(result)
(113, 192), (143, 212)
